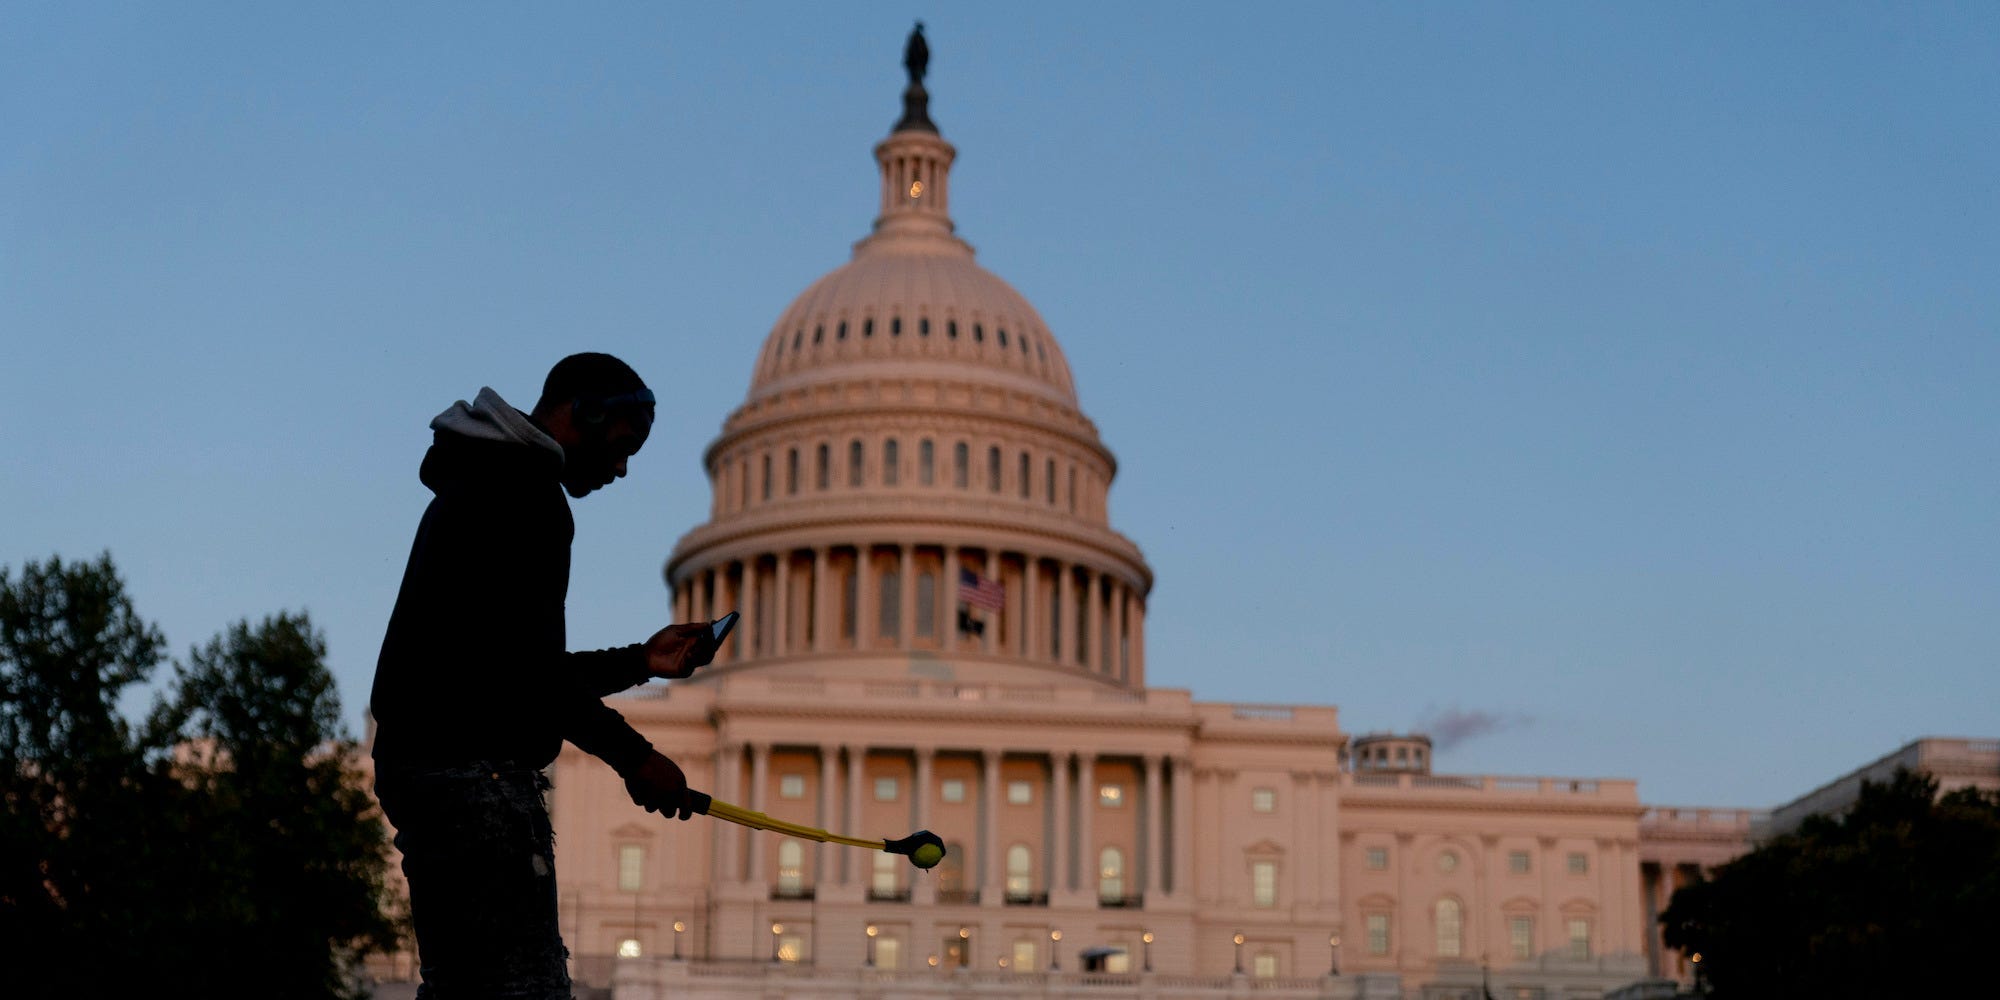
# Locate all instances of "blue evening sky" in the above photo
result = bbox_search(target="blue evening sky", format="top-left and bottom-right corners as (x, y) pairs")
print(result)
(4, 3), (1994, 808)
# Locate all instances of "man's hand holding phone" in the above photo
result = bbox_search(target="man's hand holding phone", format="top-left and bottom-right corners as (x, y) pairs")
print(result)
(642, 612), (737, 680)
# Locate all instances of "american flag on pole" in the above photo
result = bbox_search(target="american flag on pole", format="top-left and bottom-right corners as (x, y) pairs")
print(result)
(959, 568), (1006, 612)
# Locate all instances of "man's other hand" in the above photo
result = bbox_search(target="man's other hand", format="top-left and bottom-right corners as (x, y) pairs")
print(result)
(625, 751), (693, 819)
(644, 622), (719, 679)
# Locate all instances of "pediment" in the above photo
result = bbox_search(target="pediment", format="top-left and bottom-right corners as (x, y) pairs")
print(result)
(610, 822), (653, 840)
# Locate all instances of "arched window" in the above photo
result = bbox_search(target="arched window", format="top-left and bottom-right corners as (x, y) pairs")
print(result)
(849, 440), (865, 487)
(1098, 847), (1125, 902)
(1067, 465), (1077, 512)
(879, 565), (900, 639)
(815, 443), (829, 490)
(953, 442), (969, 488)
(987, 446), (1002, 492)
(787, 448), (799, 495)
(937, 841), (968, 900)
(1007, 844), (1034, 900)
(777, 840), (804, 896)
(761, 453), (772, 501)
(1045, 458), (1056, 504)
(915, 571), (935, 637)
(1435, 898), (1463, 958)
(737, 460), (749, 511)
(1018, 452), (1031, 498)
(883, 439), (900, 486)
(920, 439), (935, 485)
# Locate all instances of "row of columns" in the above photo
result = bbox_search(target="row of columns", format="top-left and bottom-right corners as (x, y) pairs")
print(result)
(672, 544), (1145, 676)
(709, 743), (1191, 903)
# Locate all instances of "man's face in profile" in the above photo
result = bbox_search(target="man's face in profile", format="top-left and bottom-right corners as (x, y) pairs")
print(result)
(561, 411), (650, 499)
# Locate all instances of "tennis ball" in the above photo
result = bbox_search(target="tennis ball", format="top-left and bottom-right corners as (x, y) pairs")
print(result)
(911, 842), (945, 869)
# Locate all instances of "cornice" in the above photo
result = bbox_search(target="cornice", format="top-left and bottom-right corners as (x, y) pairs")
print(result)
(1338, 790), (1648, 821)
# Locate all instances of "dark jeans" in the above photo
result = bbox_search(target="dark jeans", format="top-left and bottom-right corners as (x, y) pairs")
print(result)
(376, 762), (572, 1000)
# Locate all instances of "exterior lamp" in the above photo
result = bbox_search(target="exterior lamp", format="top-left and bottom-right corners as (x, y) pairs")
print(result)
(1691, 951), (1706, 995)
(1050, 929), (1062, 971)
(866, 924), (879, 967)
(770, 922), (784, 963)
(1233, 932), (1246, 975)
(1142, 931), (1154, 973)
(958, 926), (971, 969)
(672, 920), (685, 961)
(1328, 934), (1340, 976)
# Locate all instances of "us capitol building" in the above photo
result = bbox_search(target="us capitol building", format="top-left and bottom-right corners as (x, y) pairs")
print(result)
(371, 28), (1996, 1000)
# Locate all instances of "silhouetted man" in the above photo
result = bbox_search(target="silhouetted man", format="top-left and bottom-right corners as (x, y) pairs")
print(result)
(371, 352), (713, 999)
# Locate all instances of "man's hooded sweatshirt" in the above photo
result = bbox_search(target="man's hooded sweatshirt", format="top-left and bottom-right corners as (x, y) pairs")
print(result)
(370, 388), (654, 774)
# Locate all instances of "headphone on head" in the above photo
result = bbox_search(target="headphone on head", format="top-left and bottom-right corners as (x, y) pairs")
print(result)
(572, 388), (657, 427)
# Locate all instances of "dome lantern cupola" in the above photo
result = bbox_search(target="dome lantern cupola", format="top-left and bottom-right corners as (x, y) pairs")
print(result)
(860, 22), (966, 259)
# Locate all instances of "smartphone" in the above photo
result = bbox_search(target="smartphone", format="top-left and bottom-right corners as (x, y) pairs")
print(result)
(710, 611), (740, 644)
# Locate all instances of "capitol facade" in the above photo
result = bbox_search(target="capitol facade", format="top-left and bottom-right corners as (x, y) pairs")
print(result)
(375, 32), (1769, 1000)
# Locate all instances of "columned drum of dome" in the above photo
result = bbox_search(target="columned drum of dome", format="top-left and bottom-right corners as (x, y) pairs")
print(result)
(665, 34), (1153, 691)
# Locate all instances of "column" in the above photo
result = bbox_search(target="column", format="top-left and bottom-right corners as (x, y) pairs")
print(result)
(1293, 773), (1317, 908)
(774, 552), (791, 657)
(1113, 582), (1129, 680)
(1050, 753), (1071, 893)
(1170, 756), (1194, 898)
(943, 547), (960, 654)
(1057, 563), (1074, 666)
(673, 578), (687, 622)
(984, 551), (1000, 653)
(1019, 558), (1037, 662)
(1132, 595), (1146, 681)
(748, 743), (770, 884)
(812, 548), (830, 652)
(740, 560), (759, 659)
(1144, 755), (1164, 898)
(1076, 755), (1095, 899)
(856, 546), (875, 651)
(845, 746), (867, 886)
(982, 749), (1003, 901)
(694, 568), (711, 622)
(899, 544), (916, 650)
(1538, 837), (1558, 953)
(1086, 571), (1103, 674)
(818, 745), (839, 891)
(915, 747), (935, 835)
(716, 744), (741, 882)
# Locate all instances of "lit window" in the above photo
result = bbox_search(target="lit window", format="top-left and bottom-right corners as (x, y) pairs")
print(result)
(873, 851), (899, 895)
(1008, 780), (1033, 805)
(1006, 845), (1033, 899)
(1252, 860), (1277, 907)
(941, 778), (966, 803)
(1567, 918), (1591, 960)
(1098, 847), (1125, 902)
(1253, 954), (1278, 979)
(618, 844), (644, 892)
(1251, 787), (1276, 813)
(1104, 949), (1131, 973)
(1567, 852), (1589, 875)
(1365, 847), (1388, 871)
(1509, 851), (1531, 874)
(1099, 784), (1124, 807)
(777, 840), (803, 895)
(778, 933), (803, 963)
(1437, 851), (1459, 874)
(1366, 914), (1390, 955)
(1436, 898), (1463, 957)
(1510, 916), (1534, 960)
(876, 936), (902, 969)
(875, 776), (899, 801)
(779, 774), (805, 799)
(618, 938), (642, 958)
(1012, 939), (1037, 972)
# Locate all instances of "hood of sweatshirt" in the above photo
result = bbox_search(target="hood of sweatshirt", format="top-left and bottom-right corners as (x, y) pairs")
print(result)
(420, 387), (566, 491)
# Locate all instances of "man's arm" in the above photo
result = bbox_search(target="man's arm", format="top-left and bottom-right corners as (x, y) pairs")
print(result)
(566, 644), (650, 697)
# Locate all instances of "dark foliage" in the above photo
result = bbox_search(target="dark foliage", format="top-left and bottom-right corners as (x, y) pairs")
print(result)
(1, 554), (397, 999)
(1659, 767), (2000, 999)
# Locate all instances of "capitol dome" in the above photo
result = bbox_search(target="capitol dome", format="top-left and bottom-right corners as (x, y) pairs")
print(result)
(666, 30), (1151, 690)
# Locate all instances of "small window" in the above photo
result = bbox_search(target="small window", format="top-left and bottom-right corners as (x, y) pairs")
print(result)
(1365, 847), (1388, 870)
(973, 324), (984, 343)
(948, 320), (958, 339)
(1252, 860), (1277, 907)
(811, 325), (821, 343)
(920, 439), (934, 485)
(1250, 787), (1276, 813)
(987, 446), (1002, 492)
(892, 316), (902, 336)
(618, 844), (644, 892)
(940, 778), (966, 803)
(1436, 898), (1463, 957)
(953, 442), (969, 488)
(791, 330), (801, 351)
(864, 317), (875, 337)
(761, 454), (772, 500)
(1567, 918), (1591, 960)
(920, 317), (931, 336)
(815, 443), (829, 490)
(1366, 914), (1390, 955)
(779, 774), (805, 799)
(875, 776), (899, 802)
(787, 448), (799, 494)
(1098, 784), (1124, 807)
(872, 851), (899, 894)
(849, 440), (864, 487)
(1510, 916), (1534, 960)
(1509, 851), (1531, 874)
(837, 320), (848, 340)
(777, 933), (803, 963)
(618, 938), (642, 958)
(1007, 780), (1033, 805)
(1045, 458), (1056, 503)
(884, 439), (900, 486)
(876, 936), (902, 970)
(1018, 452), (1031, 498)
(1437, 851), (1459, 874)
(777, 840), (803, 894)
(998, 328), (1009, 348)
(1253, 954), (1278, 979)
(1011, 939), (1036, 972)
(1567, 852), (1589, 875)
